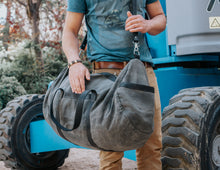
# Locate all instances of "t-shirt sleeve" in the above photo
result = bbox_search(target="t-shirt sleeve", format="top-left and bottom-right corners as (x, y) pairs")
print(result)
(67, 0), (87, 13)
(146, 0), (158, 4)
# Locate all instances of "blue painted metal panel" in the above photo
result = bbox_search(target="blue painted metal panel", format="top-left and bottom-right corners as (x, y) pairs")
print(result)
(155, 67), (220, 110)
(146, 28), (169, 59)
(153, 55), (219, 65)
(30, 120), (136, 161)
(30, 120), (81, 153)
(159, 0), (166, 15)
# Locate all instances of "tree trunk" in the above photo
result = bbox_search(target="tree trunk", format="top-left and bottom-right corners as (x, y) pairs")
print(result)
(2, 1), (11, 51)
(27, 0), (44, 73)
(32, 6), (44, 73)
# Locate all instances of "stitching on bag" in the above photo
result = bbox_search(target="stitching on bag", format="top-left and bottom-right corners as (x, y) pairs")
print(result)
(116, 91), (152, 134)
(115, 91), (125, 113)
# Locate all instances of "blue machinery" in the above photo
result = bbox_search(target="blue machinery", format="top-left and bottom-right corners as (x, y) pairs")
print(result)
(30, 0), (220, 161)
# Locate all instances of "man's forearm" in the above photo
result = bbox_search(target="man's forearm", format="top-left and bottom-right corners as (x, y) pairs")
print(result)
(147, 14), (166, 35)
(62, 31), (80, 63)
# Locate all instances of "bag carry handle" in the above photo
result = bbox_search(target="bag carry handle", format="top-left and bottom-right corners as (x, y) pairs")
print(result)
(50, 88), (97, 131)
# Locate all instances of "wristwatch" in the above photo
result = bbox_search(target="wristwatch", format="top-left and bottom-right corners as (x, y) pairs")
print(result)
(68, 59), (82, 68)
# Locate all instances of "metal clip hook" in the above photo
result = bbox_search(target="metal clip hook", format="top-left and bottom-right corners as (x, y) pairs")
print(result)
(133, 41), (140, 58)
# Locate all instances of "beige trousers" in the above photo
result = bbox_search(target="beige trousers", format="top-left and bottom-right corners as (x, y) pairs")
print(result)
(93, 65), (162, 170)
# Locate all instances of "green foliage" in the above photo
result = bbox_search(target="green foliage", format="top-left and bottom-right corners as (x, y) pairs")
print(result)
(42, 46), (67, 77)
(0, 38), (91, 109)
(7, 44), (66, 94)
(0, 76), (27, 110)
(9, 52), (50, 94)
(0, 40), (67, 97)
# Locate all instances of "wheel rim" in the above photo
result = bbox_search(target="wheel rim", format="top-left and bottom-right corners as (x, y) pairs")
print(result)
(208, 102), (220, 169)
(13, 99), (58, 167)
(24, 113), (55, 159)
(212, 135), (220, 166)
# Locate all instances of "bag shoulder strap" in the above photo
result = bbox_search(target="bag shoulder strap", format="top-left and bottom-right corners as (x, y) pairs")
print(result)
(131, 0), (140, 59)
(131, 0), (137, 15)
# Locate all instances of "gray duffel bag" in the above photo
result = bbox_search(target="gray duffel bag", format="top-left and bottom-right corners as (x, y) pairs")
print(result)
(43, 59), (155, 151)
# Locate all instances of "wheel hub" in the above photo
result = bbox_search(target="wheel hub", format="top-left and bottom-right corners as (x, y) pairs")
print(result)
(212, 135), (220, 167)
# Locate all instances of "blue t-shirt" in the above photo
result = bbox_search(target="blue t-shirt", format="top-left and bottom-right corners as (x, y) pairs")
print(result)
(67, 0), (157, 63)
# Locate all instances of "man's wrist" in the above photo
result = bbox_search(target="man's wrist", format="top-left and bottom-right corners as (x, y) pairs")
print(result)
(68, 59), (82, 68)
(144, 19), (152, 33)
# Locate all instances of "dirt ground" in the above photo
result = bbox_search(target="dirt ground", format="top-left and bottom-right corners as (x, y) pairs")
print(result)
(0, 148), (137, 170)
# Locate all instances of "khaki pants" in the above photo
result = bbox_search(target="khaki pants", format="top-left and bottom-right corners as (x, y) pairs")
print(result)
(93, 65), (162, 170)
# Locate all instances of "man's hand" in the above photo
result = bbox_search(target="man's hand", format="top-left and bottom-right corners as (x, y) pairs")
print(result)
(125, 11), (151, 34)
(69, 63), (90, 94)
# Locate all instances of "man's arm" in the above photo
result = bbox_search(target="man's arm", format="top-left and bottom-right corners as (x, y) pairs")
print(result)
(145, 0), (166, 35)
(62, 12), (83, 62)
(125, 0), (166, 35)
(62, 12), (90, 94)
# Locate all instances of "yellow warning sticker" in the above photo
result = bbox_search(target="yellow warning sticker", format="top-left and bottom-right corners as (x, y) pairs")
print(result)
(209, 17), (220, 29)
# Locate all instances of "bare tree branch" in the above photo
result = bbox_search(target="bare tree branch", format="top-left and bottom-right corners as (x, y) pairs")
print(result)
(42, 6), (56, 16)
(14, 0), (27, 7)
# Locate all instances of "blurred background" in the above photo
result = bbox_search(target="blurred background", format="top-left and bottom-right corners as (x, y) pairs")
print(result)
(0, 0), (87, 110)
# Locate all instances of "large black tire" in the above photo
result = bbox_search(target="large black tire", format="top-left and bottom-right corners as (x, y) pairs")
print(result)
(162, 87), (220, 170)
(0, 94), (69, 170)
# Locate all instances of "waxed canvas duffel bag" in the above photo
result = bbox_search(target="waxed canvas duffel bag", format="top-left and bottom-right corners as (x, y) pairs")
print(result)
(43, 59), (155, 151)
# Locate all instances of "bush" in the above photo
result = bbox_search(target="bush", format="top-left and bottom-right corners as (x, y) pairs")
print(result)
(0, 76), (27, 110)
(1, 41), (67, 94)
(7, 52), (52, 94)
(42, 46), (67, 77)
(0, 39), (91, 109)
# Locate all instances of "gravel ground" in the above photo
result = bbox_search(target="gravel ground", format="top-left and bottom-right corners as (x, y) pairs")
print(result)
(0, 148), (137, 170)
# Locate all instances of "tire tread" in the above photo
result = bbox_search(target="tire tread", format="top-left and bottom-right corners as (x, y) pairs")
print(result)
(162, 87), (220, 169)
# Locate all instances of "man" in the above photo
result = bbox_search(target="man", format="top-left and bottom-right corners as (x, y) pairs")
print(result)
(62, 0), (166, 169)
